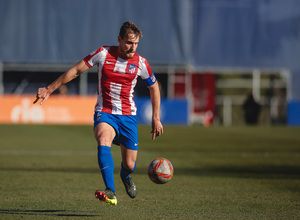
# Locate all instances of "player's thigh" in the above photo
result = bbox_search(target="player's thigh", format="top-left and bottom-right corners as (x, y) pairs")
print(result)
(120, 144), (137, 170)
(94, 122), (116, 146)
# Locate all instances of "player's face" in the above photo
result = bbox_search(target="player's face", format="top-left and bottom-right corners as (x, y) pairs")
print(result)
(118, 33), (139, 59)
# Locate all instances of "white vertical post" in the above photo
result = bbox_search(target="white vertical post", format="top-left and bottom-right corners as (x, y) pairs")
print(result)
(281, 69), (291, 101)
(79, 71), (88, 95)
(167, 70), (175, 99)
(253, 69), (261, 102)
(185, 70), (193, 125)
(223, 96), (232, 126)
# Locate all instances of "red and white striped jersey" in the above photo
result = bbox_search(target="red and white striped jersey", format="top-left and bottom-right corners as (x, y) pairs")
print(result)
(83, 46), (156, 115)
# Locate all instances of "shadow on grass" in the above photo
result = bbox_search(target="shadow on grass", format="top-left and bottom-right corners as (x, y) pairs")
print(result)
(1, 165), (300, 179)
(0, 167), (99, 173)
(170, 165), (300, 179)
(0, 209), (100, 217)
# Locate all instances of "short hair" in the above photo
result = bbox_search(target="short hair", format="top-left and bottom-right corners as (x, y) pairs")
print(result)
(119, 21), (143, 39)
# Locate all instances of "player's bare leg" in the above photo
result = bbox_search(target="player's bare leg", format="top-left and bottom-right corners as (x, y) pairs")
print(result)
(94, 122), (115, 146)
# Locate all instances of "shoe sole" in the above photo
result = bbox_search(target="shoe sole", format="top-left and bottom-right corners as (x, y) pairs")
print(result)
(95, 191), (117, 206)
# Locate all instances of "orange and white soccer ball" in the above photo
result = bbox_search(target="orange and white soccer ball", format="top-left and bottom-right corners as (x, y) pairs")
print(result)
(148, 158), (174, 184)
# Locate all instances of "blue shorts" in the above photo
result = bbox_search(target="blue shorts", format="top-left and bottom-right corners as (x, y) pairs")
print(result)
(93, 112), (138, 150)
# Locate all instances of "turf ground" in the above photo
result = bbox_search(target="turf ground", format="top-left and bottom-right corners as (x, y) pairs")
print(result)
(0, 124), (300, 219)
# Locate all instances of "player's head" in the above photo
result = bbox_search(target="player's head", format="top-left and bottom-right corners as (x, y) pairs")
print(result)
(119, 21), (143, 39)
(118, 21), (143, 59)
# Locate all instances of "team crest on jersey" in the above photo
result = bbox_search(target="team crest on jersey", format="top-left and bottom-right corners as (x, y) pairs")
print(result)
(128, 64), (137, 74)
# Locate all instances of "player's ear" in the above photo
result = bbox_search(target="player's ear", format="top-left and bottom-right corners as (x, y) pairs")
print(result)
(117, 36), (122, 44)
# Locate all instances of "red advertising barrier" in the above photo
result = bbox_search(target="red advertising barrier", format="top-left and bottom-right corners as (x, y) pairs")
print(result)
(172, 72), (215, 125)
(191, 73), (215, 125)
(0, 95), (96, 125)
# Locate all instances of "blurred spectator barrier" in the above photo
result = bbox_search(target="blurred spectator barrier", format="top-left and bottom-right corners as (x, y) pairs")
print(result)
(0, 95), (188, 125)
(287, 101), (300, 126)
(0, 64), (291, 125)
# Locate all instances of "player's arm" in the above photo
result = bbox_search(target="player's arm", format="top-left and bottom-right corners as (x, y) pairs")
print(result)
(148, 81), (163, 140)
(33, 60), (89, 105)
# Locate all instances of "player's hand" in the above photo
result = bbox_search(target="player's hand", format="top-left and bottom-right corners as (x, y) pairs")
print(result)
(33, 87), (50, 105)
(151, 119), (163, 140)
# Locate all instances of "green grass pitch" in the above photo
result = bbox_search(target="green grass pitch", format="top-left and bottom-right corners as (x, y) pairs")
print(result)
(0, 124), (300, 219)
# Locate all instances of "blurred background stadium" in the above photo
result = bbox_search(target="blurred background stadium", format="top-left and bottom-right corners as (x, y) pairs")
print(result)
(1, 0), (299, 126)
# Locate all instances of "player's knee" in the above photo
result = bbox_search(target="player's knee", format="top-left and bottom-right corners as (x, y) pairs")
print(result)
(94, 123), (115, 146)
(94, 132), (113, 146)
(97, 137), (112, 146)
(123, 160), (136, 171)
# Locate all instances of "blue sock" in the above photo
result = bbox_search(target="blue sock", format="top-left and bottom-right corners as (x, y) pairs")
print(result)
(97, 145), (115, 193)
(120, 161), (136, 180)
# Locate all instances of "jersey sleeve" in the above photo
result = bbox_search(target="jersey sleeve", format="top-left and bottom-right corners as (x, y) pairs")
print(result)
(139, 57), (157, 87)
(83, 46), (107, 68)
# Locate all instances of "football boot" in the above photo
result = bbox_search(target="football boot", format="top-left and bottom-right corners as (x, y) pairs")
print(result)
(121, 176), (137, 198)
(95, 189), (117, 205)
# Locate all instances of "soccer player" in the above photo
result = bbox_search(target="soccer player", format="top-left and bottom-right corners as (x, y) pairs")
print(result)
(33, 21), (163, 205)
